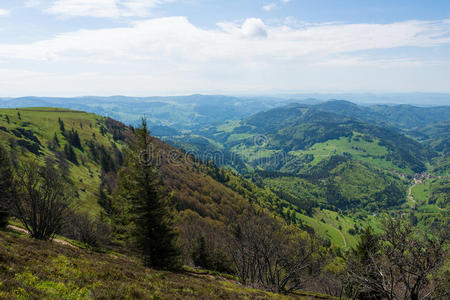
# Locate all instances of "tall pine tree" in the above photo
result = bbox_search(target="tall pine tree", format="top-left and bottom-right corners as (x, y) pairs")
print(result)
(117, 118), (181, 269)
(0, 146), (14, 228)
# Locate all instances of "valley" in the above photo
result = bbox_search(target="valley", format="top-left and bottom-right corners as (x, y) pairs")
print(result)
(159, 100), (449, 248)
(1, 99), (448, 250)
(0, 98), (448, 298)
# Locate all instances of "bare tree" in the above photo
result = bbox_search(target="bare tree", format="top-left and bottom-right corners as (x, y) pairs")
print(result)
(62, 212), (112, 247)
(346, 218), (449, 300)
(229, 209), (320, 294)
(13, 160), (74, 240)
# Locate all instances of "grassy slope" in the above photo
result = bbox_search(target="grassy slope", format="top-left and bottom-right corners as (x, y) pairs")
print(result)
(412, 178), (450, 211)
(288, 134), (411, 173)
(1, 230), (335, 300)
(0, 108), (125, 215)
(295, 209), (381, 249)
(411, 181), (432, 203)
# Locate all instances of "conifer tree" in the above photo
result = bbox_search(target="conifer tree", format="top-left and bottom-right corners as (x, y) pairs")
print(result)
(70, 128), (82, 149)
(64, 144), (78, 165)
(58, 117), (65, 133)
(53, 133), (60, 148)
(0, 146), (14, 228)
(117, 118), (181, 269)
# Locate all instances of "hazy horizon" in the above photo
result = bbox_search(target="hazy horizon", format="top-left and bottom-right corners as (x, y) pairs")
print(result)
(1, 92), (449, 106)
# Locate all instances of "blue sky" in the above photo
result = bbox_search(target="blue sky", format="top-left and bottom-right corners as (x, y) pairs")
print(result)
(0, 0), (449, 96)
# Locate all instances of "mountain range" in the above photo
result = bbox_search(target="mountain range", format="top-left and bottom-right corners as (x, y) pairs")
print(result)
(1, 96), (448, 249)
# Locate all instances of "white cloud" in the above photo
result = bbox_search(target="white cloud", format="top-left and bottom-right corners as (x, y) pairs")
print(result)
(0, 9), (10, 16)
(263, 3), (277, 12)
(280, 0), (292, 3)
(240, 18), (268, 38)
(0, 17), (448, 63)
(45, 0), (173, 18)
(25, 0), (41, 7)
(0, 17), (449, 95)
(217, 18), (268, 38)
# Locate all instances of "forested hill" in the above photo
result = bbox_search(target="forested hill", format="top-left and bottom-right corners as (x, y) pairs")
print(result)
(313, 100), (450, 130)
(184, 104), (437, 174)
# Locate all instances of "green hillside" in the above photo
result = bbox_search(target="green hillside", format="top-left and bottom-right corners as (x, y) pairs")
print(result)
(162, 103), (449, 248)
(411, 120), (450, 156)
(0, 108), (126, 214)
(167, 106), (424, 217)
(0, 107), (304, 247)
(175, 106), (435, 175)
(2, 97), (449, 133)
(412, 178), (450, 210)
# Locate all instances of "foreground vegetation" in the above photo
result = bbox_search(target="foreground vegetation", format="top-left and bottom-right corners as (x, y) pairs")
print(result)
(1, 229), (334, 299)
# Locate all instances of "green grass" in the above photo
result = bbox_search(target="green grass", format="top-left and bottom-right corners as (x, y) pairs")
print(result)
(231, 144), (282, 167)
(296, 212), (347, 248)
(417, 205), (443, 213)
(215, 120), (242, 133)
(411, 181), (432, 204)
(288, 134), (413, 173)
(411, 178), (449, 210)
(295, 208), (379, 249)
(0, 230), (333, 299)
(0, 108), (125, 216)
(225, 133), (255, 143)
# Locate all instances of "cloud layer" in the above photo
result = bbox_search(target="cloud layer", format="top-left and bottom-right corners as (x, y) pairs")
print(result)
(0, 8), (10, 16)
(0, 16), (449, 95)
(1, 17), (448, 64)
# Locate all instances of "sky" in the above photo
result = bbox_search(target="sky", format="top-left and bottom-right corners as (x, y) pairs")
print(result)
(0, 0), (449, 97)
